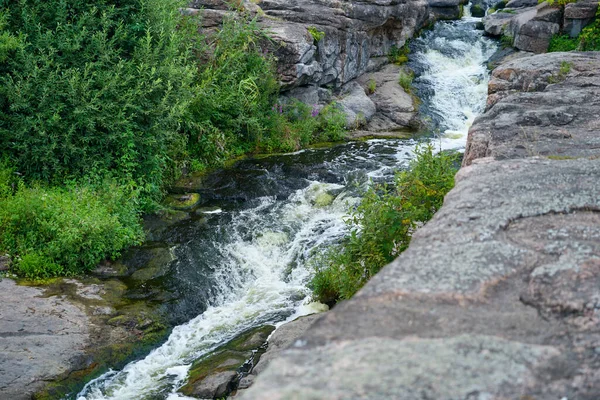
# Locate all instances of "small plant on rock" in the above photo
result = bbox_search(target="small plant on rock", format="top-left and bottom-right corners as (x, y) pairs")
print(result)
(308, 26), (325, 43)
(398, 70), (415, 92)
(367, 79), (377, 94)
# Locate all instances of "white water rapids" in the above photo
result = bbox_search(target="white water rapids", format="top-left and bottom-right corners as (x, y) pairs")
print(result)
(76, 6), (497, 400)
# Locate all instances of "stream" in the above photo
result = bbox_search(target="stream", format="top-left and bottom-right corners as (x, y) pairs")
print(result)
(76, 7), (497, 400)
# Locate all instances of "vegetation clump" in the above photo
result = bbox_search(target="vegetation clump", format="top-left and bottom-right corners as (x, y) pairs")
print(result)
(388, 44), (410, 64)
(307, 26), (325, 42)
(398, 70), (415, 92)
(310, 145), (460, 304)
(0, 1), (347, 279)
(549, 8), (600, 52)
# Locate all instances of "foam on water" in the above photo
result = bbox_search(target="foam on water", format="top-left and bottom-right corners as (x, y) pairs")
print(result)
(411, 4), (498, 150)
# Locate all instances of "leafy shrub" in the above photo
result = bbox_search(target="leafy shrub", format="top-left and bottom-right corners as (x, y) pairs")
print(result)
(0, 0), (198, 207)
(310, 145), (460, 304)
(0, 183), (144, 279)
(548, 34), (579, 51)
(549, 8), (600, 52)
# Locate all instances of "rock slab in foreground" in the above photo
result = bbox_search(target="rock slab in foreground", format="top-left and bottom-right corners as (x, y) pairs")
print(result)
(0, 279), (89, 399)
(241, 156), (600, 399)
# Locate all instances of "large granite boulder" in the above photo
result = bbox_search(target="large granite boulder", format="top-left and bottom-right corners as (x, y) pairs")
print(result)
(464, 51), (600, 165)
(483, 3), (560, 53)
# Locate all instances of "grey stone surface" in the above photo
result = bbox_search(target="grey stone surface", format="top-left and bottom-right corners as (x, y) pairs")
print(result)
(242, 335), (560, 400)
(464, 52), (600, 164)
(0, 279), (89, 399)
(188, 370), (238, 399)
(337, 81), (377, 128)
(241, 155), (600, 400)
(482, 4), (560, 53)
(189, 0), (431, 90)
(240, 50), (600, 400)
(357, 64), (420, 131)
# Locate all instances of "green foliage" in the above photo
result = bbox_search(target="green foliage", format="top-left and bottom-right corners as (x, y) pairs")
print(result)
(500, 34), (514, 48)
(310, 145), (460, 304)
(0, 182), (144, 279)
(0, 0), (198, 207)
(388, 44), (410, 65)
(578, 8), (600, 50)
(367, 79), (377, 94)
(187, 16), (346, 162)
(307, 26), (325, 42)
(398, 70), (415, 92)
(548, 34), (579, 51)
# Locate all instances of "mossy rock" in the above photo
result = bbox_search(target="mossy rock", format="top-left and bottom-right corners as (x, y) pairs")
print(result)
(129, 246), (175, 281)
(179, 325), (275, 397)
(164, 193), (201, 211)
(471, 4), (486, 17)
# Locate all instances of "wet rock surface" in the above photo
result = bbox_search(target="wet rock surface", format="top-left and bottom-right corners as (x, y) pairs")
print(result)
(240, 51), (600, 400)
(464, 51), (600, 164)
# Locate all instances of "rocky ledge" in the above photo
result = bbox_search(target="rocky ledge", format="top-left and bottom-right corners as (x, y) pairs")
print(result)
(239, 51), (600, 399)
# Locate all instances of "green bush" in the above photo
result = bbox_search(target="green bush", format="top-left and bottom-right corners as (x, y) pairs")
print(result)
(310, 145), (460, 304)
(0, 0), (198, 206)
(549, 8), (600, 51)
(0, 182), (144, 279)
(548, 34), (579, 51)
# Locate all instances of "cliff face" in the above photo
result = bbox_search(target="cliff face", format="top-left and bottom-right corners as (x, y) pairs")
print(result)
(239, 52), (600, 400)
(188, 0), (431, 89)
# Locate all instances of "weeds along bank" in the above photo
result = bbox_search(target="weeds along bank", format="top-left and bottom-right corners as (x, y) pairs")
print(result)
(0, 0), (347, 279)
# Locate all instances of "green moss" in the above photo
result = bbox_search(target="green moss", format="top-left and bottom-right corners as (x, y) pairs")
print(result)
(547, 155), (577, 160)
(164, 193), (201, 210)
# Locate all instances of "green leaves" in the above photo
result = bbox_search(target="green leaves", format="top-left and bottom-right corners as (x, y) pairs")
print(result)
(0, 179), (144, 279)
(310, 145), (460, 304)
(0, 0), (196, 206)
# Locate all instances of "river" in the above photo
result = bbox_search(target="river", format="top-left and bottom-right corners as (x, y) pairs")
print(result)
(76, 6), (497, 399)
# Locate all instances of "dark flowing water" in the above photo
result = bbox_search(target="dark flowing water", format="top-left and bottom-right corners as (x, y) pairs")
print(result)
(77, 7), (497, 399)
